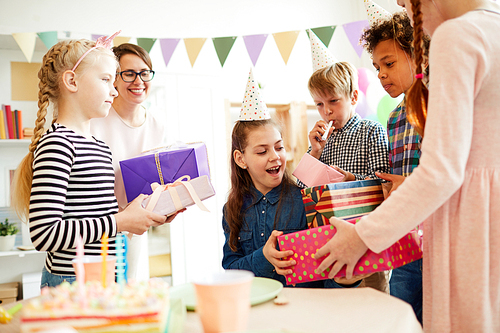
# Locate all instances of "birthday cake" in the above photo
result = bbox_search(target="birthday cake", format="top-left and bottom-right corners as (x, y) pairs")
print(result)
(20, 279), (170, 333)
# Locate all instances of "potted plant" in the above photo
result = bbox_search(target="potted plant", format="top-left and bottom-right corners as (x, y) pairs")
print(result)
(0, 218), (19, 251)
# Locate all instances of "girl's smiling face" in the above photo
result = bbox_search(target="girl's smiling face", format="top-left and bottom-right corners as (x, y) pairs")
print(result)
(372, 39), (416, 98)
(234, 124), (286, 195)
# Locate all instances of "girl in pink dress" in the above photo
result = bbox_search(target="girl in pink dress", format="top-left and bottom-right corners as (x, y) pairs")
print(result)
(315, 0), (500, 331)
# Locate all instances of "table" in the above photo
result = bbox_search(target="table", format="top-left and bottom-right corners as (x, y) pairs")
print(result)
(184, 287), (422, 333)
(2, 287), (422, 333)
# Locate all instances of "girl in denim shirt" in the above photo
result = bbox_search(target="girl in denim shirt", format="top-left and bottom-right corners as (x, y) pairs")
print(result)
(222, 118), (366, 288)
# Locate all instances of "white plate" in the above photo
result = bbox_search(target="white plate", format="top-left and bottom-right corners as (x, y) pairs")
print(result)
(169, 277), (283, 311)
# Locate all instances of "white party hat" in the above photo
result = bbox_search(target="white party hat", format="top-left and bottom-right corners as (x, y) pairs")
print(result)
(308, 29), (339, 72)
(364, 0), (392, 26)
(239, 68), (270, 121)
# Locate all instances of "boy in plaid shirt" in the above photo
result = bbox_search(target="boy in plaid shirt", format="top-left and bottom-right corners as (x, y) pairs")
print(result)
(360, 11), (430, 324)
(302, 61), (390, 293)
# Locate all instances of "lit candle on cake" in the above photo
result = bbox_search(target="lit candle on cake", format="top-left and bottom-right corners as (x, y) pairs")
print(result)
(101, 233), (108, 288)
(116, 234), (125, 290)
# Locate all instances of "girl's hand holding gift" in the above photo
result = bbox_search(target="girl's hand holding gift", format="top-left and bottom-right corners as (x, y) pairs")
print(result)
(315, 216), (368, 280)
(115, 194), (167, 235)
(263, 230), (296, 276)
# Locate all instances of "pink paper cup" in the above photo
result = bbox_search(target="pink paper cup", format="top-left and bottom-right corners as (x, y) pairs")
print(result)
(193, 270), (254, 333)
(72, 256), (116, 285)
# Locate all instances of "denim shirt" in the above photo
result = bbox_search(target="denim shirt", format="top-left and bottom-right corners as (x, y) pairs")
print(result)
(222, 183), (347, 288)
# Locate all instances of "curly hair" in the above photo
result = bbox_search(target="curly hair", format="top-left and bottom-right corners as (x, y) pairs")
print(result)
(360, 11), (429, 59)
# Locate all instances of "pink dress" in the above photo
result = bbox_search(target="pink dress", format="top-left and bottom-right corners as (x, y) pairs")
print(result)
(355, 10), (500, 332)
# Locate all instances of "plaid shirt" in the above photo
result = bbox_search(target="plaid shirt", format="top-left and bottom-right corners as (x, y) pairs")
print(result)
(387, 102), (421, 176)
(298, 114), (389, 187)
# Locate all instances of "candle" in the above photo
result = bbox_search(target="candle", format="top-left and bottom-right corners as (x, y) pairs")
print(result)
(101, 233), (108, 288)
(123, 234), (129, 284)
(116, 234), (125, 290)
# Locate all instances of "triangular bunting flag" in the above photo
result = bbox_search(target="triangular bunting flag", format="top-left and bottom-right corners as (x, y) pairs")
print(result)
(37, 31), (58, 50)
(212, 36), (237, 67)
(272, 31), (300, 65)
(137, 38), (157, 53)
(159, 38), (180, 67)
(308, 29), (339, 71)
(310, 26), (336, 47)
(342, 20), (369, 58)
(113, 36), (131, 47)
(12, 32), (37, 63)
(239, 68), (270, 121)
(184, 38), (207, 67)
(243, 34), (268, 66)
(364, 0), (392, 26)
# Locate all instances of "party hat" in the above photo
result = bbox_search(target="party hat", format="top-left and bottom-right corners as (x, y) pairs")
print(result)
(239, 68), (270, 121)
(364, 0), (392, 26)
(308, 30), (338, 72)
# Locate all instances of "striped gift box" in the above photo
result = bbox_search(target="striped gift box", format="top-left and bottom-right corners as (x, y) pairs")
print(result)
(302, 179), (384, 228)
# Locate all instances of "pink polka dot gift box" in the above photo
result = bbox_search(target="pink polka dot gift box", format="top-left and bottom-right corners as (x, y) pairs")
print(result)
(277, 219), (422, 285)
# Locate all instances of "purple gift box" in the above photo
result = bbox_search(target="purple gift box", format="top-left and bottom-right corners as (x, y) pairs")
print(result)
(119, 142), (211, 203)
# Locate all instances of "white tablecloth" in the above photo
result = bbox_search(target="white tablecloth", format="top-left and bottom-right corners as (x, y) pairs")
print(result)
(183, 287), (423, 333)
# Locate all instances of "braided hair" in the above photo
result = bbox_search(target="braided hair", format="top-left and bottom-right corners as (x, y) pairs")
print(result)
(10, 39), (115, 221)
(405, 0), (429, 136)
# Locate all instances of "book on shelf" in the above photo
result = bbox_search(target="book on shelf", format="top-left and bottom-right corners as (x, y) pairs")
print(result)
(3, 105), (14, 139)
(14, 110), (23, 139)
(1, 105), (27, 140)
(0, 107), (6, 139)
(23, 127), (34, 138)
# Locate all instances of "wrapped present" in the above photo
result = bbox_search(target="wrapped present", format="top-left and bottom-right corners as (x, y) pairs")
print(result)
(278, 219), (423, 285)
(141, 175), (215, 216)
(292, 153), (344, 187)
(120, 142), (210, 203)
(302, 179), (384, 228)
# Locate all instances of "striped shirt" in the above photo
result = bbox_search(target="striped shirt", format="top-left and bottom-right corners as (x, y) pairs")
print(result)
(298, 114), (389, 187)
(387, 102), (422, 176)
(29, 124), (119, 276)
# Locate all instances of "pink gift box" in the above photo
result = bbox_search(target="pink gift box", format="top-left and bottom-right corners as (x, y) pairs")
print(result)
(292, 153), (344, 187)
(277, 219), (423, 285)
(141, 175), (215, 215)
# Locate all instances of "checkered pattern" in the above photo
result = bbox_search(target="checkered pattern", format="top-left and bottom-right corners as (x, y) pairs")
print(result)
(298, 114), (389, 187)
(387, 102), (422, 177)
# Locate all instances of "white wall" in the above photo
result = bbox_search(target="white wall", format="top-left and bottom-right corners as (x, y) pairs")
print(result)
(0, 0), (404, 285)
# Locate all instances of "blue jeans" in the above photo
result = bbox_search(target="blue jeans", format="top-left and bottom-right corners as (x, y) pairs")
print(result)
(40, 266), (76, 289)
(390, 258), (423, 325)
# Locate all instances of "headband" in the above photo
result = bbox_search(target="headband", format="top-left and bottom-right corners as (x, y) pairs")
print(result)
(71, 30), (121, 72)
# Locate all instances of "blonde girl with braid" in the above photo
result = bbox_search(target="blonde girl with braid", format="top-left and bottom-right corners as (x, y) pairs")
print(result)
(312, 0), (500, 331)
(11, 36), (168, 288)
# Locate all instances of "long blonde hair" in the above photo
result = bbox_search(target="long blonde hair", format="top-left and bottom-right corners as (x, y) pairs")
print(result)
(10, 39), (116, 221)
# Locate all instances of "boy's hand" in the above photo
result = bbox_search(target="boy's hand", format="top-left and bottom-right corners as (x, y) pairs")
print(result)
(308, 120), (334, 159)
(263, 230), (296, 276)
(332, 166), (356, 182)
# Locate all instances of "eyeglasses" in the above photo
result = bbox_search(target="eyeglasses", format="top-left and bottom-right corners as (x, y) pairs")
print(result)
(118, 70), (155, 82)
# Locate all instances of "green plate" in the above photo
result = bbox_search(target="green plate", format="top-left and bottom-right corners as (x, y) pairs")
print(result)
(169, 277), (283, 311)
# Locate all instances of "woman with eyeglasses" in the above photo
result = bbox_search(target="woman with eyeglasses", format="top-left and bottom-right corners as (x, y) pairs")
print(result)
(91, 43), (179, 282)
